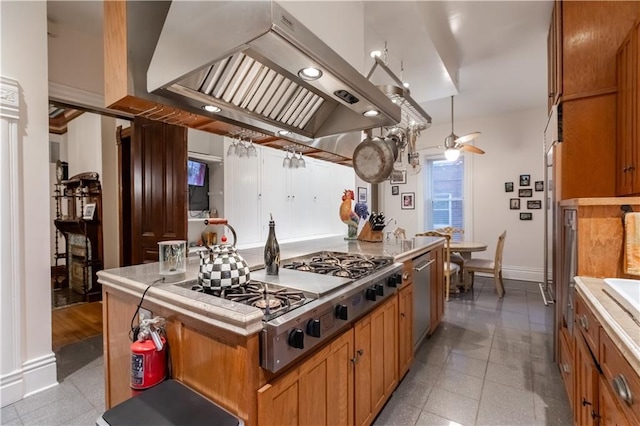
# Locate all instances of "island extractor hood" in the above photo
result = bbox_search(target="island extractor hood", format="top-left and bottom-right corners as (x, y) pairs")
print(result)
(147, 0), (401, 141)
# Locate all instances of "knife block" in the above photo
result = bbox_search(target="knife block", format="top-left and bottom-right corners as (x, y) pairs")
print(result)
(358, 222), (383, 242)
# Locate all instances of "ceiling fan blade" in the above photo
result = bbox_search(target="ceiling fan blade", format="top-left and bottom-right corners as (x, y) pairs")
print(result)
(454, 132), (481, 144)
(459, 144), (485, 154)
(423, 144), (446, 151)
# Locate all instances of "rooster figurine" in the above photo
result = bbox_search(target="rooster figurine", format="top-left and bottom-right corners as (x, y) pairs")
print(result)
(340, 189), (360, 240)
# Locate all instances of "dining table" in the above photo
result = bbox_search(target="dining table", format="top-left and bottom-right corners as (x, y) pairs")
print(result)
(449, 241), (488, 260)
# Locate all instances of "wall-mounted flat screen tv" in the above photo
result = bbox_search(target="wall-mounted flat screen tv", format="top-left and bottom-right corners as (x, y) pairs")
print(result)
(187, 160), (207, 187)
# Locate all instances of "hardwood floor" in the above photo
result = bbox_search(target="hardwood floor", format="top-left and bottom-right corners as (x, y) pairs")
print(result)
(52, 301), (103, 351)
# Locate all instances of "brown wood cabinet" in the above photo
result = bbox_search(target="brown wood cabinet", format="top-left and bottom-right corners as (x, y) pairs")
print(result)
(574, 330), (599, 426)
(354, 296), (397, 426)
(548, 1), (640, 200)
(558, 327), (575, 416)
(397, 279), (414, 379)
(616, 19), (640, 196)
(547, 0), (563, 111)
(257, 329), (354, 426)
(564, 291), (640, 425)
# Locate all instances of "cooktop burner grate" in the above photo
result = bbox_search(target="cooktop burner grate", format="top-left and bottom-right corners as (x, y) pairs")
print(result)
(190, 281), (309, 321)
(282, 252), (392, 280)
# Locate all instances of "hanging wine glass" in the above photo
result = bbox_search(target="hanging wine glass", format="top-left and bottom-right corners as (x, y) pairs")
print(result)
(226, 137), (236, 157)
(282, 150), (291, 168)
(290, 148), (300, 169)
(236, 137), (248, 158)
(298, 152), (306, 168)
(247, 138), (257, 157)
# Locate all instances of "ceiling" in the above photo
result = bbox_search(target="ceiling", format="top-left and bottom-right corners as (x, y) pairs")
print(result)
(46, 0), (552, 137)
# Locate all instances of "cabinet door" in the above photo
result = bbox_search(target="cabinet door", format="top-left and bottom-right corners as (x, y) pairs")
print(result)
(354, 297), (398, 426)
(599, 376), (631, 426)
(575, 332), (599, 426)
(289, 162), (313, 237)
(257, 329), (354, 426)
(398, 282), (414, 378)
(260, 148), (291, 239)
(558, 327), (575, 417)
(616, 24), (637, 195)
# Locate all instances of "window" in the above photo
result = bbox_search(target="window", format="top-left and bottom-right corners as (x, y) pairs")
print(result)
(424, 157), (465, 240)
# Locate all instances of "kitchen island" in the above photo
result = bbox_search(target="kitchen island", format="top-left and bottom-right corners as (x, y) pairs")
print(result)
(98, 236), (444, 426)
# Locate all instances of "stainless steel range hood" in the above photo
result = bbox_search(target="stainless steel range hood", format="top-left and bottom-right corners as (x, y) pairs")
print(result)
(147, 0), (400, 142)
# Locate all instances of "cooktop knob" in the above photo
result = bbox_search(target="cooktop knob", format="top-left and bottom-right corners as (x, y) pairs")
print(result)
(288, 328), (304, 349)
(375, 284), (384, 296)
(335, 304), (348, 320)
(366, 287), (377, 301)
(306, 319), (321, 338)
(387, 274), (399, 288)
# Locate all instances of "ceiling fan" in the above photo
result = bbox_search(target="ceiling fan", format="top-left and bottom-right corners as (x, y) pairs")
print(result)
(439, 96), (485, 161)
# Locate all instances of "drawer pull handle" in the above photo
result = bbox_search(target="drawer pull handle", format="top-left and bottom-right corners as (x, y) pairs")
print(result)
(578, 314), (589, 331)
(561, 364), (570, 374)
(582, 398), (592, 407)
(612, 374), (633, 406)
(402, 272), (409, 281)
(414, 259), (436, 272)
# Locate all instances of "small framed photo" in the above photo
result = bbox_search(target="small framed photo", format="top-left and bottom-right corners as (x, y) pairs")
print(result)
(357, 187), (367, 203)
(391, 185), (399, 196)
(528, 200), (542, 209)
(505, 182), (514, 192)
(82, 203), (96, 220)
(401, 192), (415, 210)
(510, 198), (521, 210)
(390, 170), (407, 184)
(520, 174), (531, 186)
(520, 212), (533, 220)
(535, 181), (544, 191)
(519, 188), (533, 197)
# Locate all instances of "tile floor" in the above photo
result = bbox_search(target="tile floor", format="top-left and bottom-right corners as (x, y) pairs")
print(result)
(1, 277), (571, 426)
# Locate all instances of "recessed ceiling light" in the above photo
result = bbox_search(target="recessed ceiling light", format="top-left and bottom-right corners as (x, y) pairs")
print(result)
(298, 67), (322, 81)
(277, 130), (292, 136)
(370, 50), (382, 58)
(363, 110), (380, 118)
(202, 105), (221, 113)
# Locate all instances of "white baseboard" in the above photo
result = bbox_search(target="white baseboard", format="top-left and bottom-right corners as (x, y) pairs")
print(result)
(1, 353), (58, 407)
(473, 265), (543, 283)
(22, 352), (58, 399)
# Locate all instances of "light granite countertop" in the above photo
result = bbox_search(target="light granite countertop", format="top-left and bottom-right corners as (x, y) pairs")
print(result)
(574, 276), (640, 375)
(98, 235), (443, 336)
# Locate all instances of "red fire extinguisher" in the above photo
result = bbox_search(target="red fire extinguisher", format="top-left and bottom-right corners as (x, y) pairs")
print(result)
(131, 317), (167, 395)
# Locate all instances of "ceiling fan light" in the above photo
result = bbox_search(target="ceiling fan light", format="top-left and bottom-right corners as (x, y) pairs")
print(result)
(444, 148), (460, 161)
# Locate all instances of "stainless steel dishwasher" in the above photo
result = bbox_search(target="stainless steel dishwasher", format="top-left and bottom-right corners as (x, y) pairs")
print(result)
(412, 252), (435, 350)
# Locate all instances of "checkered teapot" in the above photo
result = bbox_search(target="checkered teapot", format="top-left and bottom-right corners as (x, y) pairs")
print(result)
(198, 219), (250, 290)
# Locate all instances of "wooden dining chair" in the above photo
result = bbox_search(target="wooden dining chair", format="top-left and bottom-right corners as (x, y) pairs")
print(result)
(415, 231), (460, 301)
(435, 227), (466, 280)
(464, 230), (507, 297)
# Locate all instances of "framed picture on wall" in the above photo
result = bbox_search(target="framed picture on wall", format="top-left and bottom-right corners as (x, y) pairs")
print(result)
(528, 200), (542, 209)
(401, 192), (415, 210)
(519, 189), (533, 197)
(390, 170), (407, 184)
(391, 185), (399, 196)
(520, 174), (531, 186)
(505, 182), (514, 192)
(510, 198), (520, 210)
(535, 181), (544, 191)
(520, 212), (533, 220)
(357, 187), (367, 203)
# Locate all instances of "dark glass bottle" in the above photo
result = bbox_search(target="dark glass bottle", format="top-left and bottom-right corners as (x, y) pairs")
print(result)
(264, 214), (280, 275)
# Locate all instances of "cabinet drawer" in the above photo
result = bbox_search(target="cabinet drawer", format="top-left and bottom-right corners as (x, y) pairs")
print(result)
(599, 329), (640, 424)
(401, 260), (413, 287)
(575, 293), (600, 354)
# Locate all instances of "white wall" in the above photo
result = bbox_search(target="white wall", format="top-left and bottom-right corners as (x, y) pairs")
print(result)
(1, 1), (58, 406)
(380, 107), (548, 282)
(47, 16), (103, 95)
(66, 113), (102, 178)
